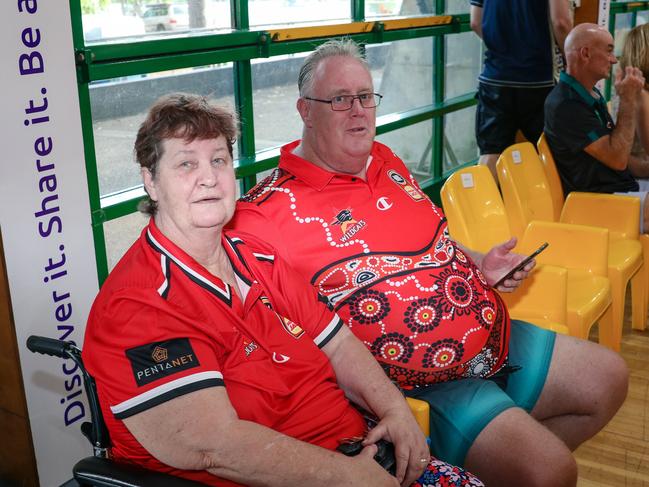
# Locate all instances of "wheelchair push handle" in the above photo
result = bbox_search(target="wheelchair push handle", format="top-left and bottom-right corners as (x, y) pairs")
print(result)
(27, 335), (76, 359)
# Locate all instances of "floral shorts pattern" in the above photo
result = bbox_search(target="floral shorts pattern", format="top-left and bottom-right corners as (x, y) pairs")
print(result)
(412, 458), (484, 487)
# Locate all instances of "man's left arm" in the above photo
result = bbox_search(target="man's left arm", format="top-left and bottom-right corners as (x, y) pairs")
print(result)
(322, 325), (429, 487)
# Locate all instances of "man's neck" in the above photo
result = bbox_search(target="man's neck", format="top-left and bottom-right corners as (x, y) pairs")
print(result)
(566, 68), (601, 98)
(293, 137), (368, 180)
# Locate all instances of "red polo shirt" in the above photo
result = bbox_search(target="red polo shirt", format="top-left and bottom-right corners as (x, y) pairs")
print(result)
(231, 140), (510, 387)
(83, 220), (365, 486)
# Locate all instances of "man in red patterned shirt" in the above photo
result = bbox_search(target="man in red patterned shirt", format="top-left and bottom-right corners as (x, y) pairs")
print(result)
(230, 38), (628, 487)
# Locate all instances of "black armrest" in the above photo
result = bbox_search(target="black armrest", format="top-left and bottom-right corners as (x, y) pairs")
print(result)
(73, 456), (208, 487)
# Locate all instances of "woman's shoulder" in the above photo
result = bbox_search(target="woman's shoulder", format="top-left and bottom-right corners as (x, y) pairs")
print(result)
(224, 229), (280, 262)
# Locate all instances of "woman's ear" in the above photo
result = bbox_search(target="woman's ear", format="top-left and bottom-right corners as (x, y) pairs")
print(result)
(142, 167), (157, 202)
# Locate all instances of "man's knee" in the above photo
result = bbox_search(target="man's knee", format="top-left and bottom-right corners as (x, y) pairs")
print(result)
(520, 450), (577, 487)
(593, 345), (629, 412)
(465, 408), (578, 487)
(467, 432), (577, 487)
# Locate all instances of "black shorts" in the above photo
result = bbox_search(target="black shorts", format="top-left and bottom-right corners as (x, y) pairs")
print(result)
(475, 83), (554, 155)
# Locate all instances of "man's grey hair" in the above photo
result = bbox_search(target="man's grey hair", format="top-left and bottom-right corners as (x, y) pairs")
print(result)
(298, 38), (370, 97)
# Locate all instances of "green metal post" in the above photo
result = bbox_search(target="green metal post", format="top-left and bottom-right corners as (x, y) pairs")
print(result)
(352, 0), (365, 22)
(70, 0), (110, 284)
(232, 0), (258, 193)
(432, 0), (446, 179)
(606, 12), (616, 101)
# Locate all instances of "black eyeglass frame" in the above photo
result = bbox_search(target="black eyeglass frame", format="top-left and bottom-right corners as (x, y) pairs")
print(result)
(304, 93), (383, 111)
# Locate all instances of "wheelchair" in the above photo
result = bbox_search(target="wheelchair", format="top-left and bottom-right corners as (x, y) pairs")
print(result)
(27, 335), (206, 487)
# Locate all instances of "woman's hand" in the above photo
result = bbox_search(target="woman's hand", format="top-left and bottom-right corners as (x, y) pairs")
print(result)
(350, 444), (400, 486)
(363, 407), (430, 487)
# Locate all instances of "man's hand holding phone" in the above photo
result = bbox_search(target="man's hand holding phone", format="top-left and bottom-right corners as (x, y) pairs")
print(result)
(493, 242), (548, 289)
(478, 238), (547, 292)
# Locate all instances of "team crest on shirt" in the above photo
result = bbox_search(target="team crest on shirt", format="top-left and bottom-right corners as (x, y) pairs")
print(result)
(387, 170), (425, 202)
(259, 295), (305, 339)
(331, 209), (367, 242)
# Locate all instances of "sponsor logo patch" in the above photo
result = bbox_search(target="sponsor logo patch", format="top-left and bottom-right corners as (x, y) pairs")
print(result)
(259, 295), (305, 339)
(387, 169), (425, 201)
(126, 338), (200, 387)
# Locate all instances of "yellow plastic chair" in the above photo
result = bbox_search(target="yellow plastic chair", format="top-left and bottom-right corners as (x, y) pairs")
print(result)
(406, 397), (429, 436)
(537, 133), (565, 222)
(520, 221), (613, 344)
(441, 165), (576, 335)
(538, 133), (648, 331)
(441, 165), (512, 254)
(497, 142), (643, 350)
(499, 264), (569, 335)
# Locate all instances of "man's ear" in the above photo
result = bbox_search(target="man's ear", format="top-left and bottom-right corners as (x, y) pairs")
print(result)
(297, 97), (313, 128)
(142, 167), (158, 202)
(580, 46), (590, 60)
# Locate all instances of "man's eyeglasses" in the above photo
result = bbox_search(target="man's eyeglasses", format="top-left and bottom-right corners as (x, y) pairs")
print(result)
(305, 93), (383, 111)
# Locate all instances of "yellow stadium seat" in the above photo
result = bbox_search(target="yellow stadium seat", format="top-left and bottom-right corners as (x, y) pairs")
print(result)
(406, 397), (430, 436)
(441, 165), (573, 335)
(441, 165), (513, 254)
(520, 221), (613, 347)
(497, 142), (642, 350)
(537, 133), (566, 222)
(538, 133), (648, 331)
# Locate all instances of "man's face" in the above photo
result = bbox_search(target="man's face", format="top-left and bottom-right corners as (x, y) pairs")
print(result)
(588, 31), (617, 81)
(299, 56), (376, 176)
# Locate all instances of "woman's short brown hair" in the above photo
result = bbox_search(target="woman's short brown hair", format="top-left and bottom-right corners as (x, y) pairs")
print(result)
(134, 93), (239, 215)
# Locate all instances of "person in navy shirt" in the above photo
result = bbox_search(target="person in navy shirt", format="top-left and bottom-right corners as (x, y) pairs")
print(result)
(470, 0), (572, 180)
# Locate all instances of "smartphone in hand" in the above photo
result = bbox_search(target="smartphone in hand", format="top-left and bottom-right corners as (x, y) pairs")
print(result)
(493, 242), (549, 288)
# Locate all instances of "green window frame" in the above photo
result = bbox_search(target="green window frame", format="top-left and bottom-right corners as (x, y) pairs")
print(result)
(71, 0), (480, 284)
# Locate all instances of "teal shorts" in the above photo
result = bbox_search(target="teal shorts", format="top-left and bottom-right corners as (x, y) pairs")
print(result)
(405, 320), (556, 466)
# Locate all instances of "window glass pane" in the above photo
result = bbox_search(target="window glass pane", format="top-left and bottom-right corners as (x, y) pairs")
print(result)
(249, 0), (349, 28)
(366, 0), (408, 18)
(104, 212), (150, 271)
(252, 55), (306, 151)
(83, 1), (231, 44)
(613, 13), (634, 55)
(377, 0), (433, 17)
(445, 31), (481, 99)
(445, 0), (470, 14)
(251, 42), (418, 152)
(371, 39), (434, 115)
(376, 120), (433, 182)
(90, 65), (236, 197)
(443, 107), (478, 172)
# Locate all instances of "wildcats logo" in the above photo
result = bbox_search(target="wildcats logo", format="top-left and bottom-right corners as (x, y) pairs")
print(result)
(259, 296), (305, 339)
(331, 209), (367, 242)
(388, 170), (425, 202)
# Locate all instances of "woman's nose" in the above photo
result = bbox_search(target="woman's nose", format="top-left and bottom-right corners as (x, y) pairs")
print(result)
(198, 162), (217, 186)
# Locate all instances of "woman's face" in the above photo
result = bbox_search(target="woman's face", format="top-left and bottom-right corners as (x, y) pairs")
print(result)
(142, 135), (236, 239)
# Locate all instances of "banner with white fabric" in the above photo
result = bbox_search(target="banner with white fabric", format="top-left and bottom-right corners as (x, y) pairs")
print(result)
(0, 0), (98, 484)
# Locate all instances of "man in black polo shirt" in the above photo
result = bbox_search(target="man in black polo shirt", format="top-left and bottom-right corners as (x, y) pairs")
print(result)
(545, 22), (649, 232)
